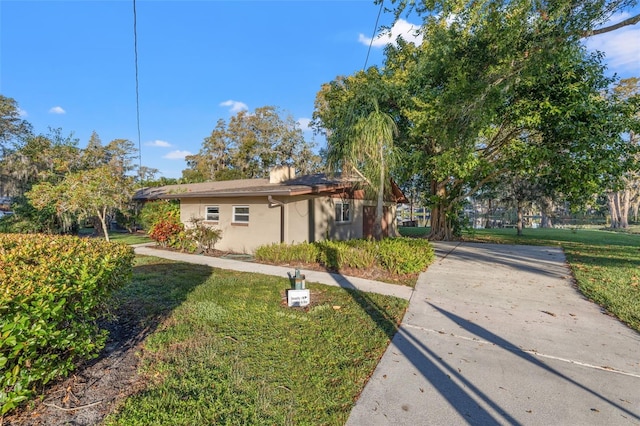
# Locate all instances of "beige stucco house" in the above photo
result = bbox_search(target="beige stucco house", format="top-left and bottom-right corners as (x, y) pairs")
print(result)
(135, 167), (407, 253)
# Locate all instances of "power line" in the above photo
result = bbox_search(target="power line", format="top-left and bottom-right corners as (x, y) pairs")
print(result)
(133, 0), (142, 180)
(364, 0), (384, 70)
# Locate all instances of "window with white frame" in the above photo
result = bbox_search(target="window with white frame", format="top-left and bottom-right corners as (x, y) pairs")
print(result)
(233, 206), (250, 223)
(205, 205), (219, 221)
(334, 201), (351, 223)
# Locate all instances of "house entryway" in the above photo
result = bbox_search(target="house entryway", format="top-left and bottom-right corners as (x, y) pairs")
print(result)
(363, 206), (390, 238)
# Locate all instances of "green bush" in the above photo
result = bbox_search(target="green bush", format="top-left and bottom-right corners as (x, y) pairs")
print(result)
(315, 240), (347, 270)
(254, 242), (319, 264)
(255, 238), (433, 275)
(139, 200), (180, 230)
(186, 218), (222, 254)
(0, 234), (135, 415)
(374, 237), (435, 274)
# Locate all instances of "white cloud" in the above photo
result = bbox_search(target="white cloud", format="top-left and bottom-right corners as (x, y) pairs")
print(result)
(163, 150), (192, 160)
(18, 108), (27, 118)
(48, 106), (66, 114)
(359, 19), (423, 48)
(584, 13), (640, 76)
(297, 118), (312, 132)
(220, 100), (248, 113)
(146, 139), (172, 148)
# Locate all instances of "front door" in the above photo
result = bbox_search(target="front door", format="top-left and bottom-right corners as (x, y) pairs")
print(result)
(363, 206), (389, 238)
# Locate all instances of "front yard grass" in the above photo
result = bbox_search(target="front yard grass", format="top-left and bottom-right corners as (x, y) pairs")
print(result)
(104, 256), (408, 425)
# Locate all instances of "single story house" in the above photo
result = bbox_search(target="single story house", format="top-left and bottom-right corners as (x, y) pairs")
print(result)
(135, 166), (407, 253)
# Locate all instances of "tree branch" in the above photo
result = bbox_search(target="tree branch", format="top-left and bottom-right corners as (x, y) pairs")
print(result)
(583, 13), (640, 37)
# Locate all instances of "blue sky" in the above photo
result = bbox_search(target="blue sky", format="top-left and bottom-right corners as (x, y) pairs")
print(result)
(1, 1), (639, 179)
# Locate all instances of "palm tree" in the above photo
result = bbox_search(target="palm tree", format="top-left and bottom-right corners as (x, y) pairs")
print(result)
(327, 99), (398, 240)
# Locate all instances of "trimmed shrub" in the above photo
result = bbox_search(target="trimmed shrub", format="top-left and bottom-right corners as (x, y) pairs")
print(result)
(0, 234), (135, 415)
(315, 240), (348, 270)
(254, 242), (319, 264)
(148, 220), (183, 247)
(255, 238), (433, 275)
(374, 237), (435, 274)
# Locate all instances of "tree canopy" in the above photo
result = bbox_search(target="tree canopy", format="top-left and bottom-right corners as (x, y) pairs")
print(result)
(25, 135), (138, 240)
(0, 95), (32, 155)
(183, 106), (322, 182)
(314, 0), (639, 239)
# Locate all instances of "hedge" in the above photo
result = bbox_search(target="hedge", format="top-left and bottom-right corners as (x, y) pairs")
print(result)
(255, 237), (434, 275)
(0, 234), (135, 415)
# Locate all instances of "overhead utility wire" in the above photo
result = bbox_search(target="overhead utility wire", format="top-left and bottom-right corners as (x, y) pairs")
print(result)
(133, 0), (142, 181)
(364, 0), (384, 70)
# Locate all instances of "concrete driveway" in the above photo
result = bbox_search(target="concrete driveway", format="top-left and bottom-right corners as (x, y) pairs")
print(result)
(347, 242), (640, 425)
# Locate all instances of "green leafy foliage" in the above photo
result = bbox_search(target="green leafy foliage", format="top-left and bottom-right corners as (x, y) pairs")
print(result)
(0, 234), (135, 415)
(254, 241), (320, 264)
(255, 238), (434, 277)
(183, 106), (322, 182)
(139, 200), (180, 231)
(316, 240), (377, 270)
(186, 218), (222, 254)
(369, 238), (433, 275)
(148, 220), (184, 248)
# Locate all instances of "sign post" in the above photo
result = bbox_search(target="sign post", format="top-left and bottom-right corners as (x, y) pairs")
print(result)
(287, 269), (310, 307)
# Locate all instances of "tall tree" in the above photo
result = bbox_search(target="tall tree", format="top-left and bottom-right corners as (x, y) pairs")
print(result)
(25, 134), (138, 239)
(183, 106), (322, 182)
(604, 78), (640, 228)
(0, 95), (33, 196)
(28, 165), (135, 241)
(317, 0), (637, 240)
(0, 95), (32, 155)
(0, 129), (81, 197)
(327, 99), (398, 240)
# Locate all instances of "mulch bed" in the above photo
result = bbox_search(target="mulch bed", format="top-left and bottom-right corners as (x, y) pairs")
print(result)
(3, 307), (150, 426)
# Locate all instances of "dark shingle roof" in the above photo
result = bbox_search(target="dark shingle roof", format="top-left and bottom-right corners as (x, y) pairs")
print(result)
(133, 174), (355, 200)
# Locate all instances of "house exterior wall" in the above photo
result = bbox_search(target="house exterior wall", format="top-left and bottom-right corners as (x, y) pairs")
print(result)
(180, 197), (281, 253)
(178, 195), (400, 253)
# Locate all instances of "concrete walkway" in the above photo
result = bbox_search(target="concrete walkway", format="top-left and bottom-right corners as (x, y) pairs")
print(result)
(346, 242), (640, 425)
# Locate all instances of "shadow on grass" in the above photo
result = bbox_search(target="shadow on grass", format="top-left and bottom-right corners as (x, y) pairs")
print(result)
(100, 258), (214, 362)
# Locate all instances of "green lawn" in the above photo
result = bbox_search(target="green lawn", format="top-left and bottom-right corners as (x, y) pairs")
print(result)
(104, 256), (408, 425)
(108, 232), (152, 245)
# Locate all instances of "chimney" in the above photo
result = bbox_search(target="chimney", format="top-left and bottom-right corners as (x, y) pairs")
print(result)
(269, 166), (296, 183)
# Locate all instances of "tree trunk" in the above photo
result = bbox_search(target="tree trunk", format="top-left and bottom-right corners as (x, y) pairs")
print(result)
(540, 196), (553, 228)
(484, 199), (492, 228)
(374, 146), (385, 240)
(607, 192), (620, 228)
(97, 207), (111, 242)
(428, 180), (455, 240)
(516, 200), (524, 236)
(620, 189), (630, 228)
